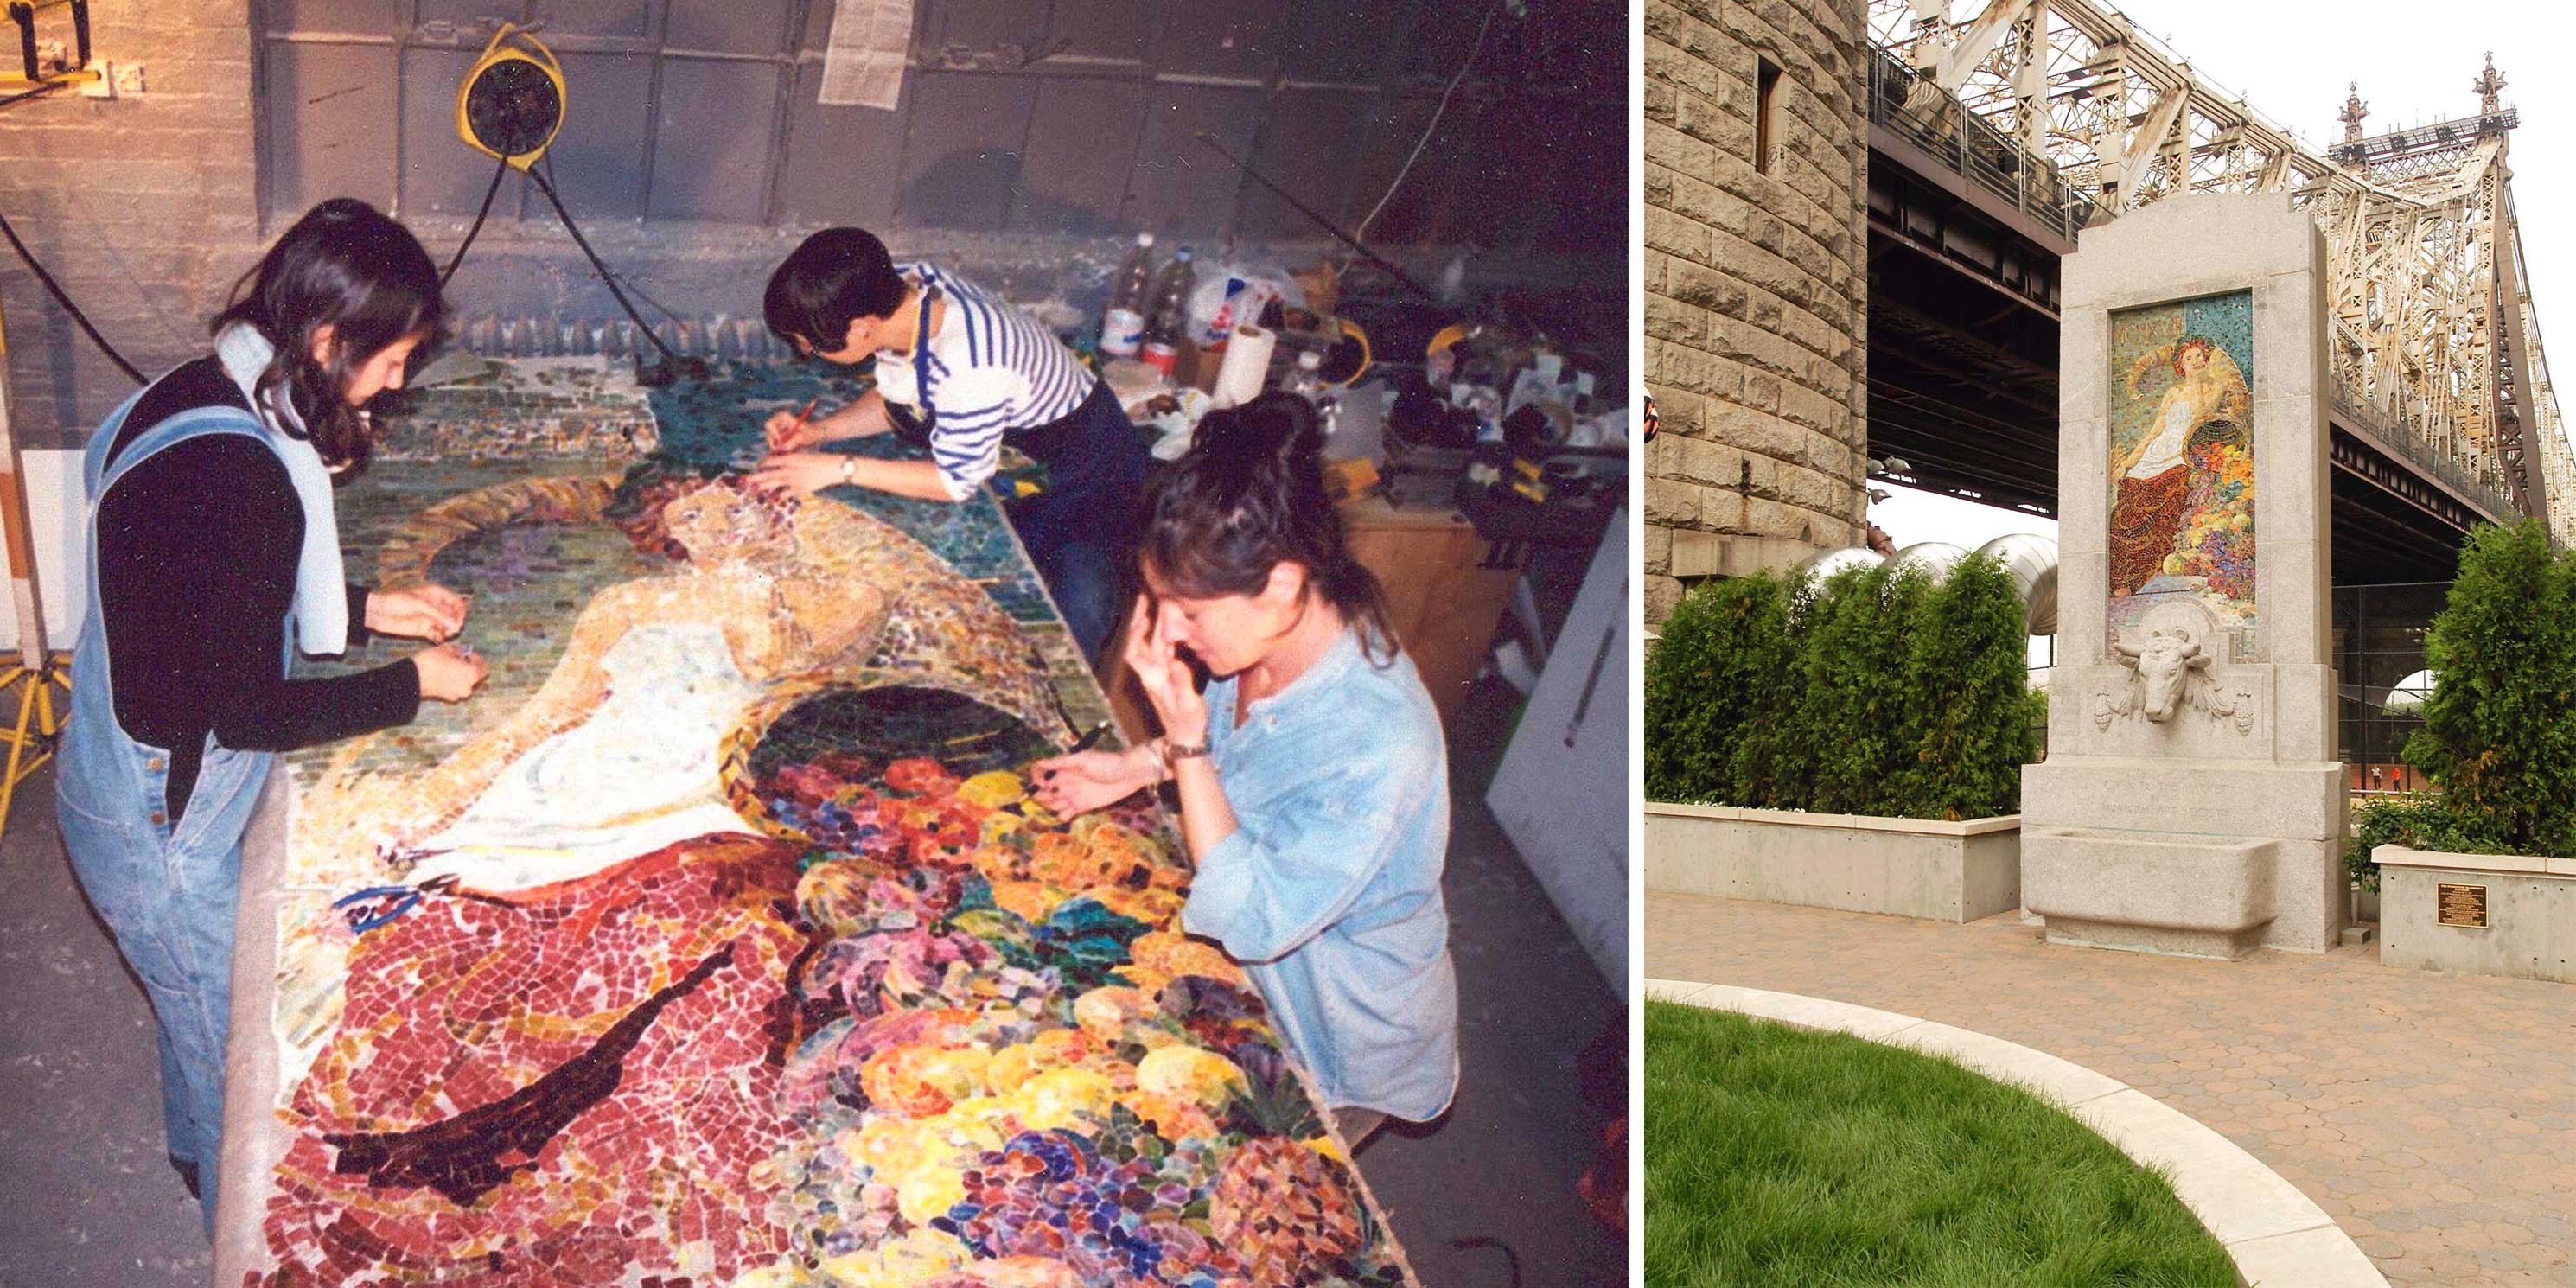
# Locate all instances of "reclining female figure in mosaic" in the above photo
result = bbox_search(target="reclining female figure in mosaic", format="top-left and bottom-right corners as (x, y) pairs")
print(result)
(294, 470), (1059, 887)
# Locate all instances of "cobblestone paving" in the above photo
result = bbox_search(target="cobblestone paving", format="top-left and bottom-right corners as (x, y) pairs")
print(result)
(1647, 894), (2576, 1288)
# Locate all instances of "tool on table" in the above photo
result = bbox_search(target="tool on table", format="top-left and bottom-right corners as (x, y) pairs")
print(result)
(778, 396), (819, 450)
(1035, 723), (1116, 787)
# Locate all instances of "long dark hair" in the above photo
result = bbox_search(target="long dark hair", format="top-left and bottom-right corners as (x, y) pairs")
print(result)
(1142, 392), (1398, 665)
(212, 198), (446, 474)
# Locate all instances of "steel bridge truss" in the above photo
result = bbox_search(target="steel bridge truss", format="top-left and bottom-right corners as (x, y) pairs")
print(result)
(1870, 0), (2574, 543)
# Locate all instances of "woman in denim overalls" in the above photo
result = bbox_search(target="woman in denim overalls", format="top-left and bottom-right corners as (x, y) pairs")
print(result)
(54, 199), (488, 1230)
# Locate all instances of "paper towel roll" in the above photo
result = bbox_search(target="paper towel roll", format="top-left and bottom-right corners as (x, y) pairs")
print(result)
(1210, 323), (1276, 408)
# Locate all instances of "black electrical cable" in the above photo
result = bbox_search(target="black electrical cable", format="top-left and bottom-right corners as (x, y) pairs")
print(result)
(544, 153), (687, 330)
(1450, 1236), (1523, 1288)
(1191, 130), (1448, 309)
(521, 163), (688, 370)
(0, 207), (145, 384)
(440, 154), (511, 287)
(0, 77), (67, 109)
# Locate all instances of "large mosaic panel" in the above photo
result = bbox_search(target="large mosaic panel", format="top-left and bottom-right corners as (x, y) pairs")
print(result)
(238, 358), (1414, 1288)
(2106, 290), (2257, 652)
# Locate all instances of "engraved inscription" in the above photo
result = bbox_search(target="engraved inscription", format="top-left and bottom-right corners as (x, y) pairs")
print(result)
(2436, 882), (2490, 929)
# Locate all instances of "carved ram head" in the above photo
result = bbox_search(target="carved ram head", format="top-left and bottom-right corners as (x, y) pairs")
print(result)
(2112, 627), (2211, 724)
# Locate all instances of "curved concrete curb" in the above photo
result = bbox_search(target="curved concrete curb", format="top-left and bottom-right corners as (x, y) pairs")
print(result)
(1646, 978), (2389, 1288)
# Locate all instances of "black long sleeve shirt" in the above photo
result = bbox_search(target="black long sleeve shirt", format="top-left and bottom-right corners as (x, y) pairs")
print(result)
(95, 356), (420, 822)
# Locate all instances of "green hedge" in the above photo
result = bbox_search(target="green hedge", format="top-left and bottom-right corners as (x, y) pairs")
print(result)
(2352, 518), (2576, 881)
(2344, 794), (2488, 893)
(1642, 570), (1797, 807)
(2400, 519), (2576, 853)
(1645, 554), (2037, 820)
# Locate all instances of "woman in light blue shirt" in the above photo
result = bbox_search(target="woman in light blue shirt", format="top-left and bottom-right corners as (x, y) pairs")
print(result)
(1031, 393), (1459, 1147)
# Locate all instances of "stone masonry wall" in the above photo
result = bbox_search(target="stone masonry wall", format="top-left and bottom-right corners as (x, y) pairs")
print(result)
(1642, 0), (1870, 626)
(0, 0), (262, 441)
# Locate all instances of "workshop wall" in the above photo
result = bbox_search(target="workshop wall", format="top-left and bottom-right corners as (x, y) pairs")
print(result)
(0, 0), (259, 440)
(0, 0), (1625, 448)
(1642, 0), (1869, 626)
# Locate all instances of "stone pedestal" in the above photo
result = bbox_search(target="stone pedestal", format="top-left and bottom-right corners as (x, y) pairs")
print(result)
(2022, 194), (2346, 957)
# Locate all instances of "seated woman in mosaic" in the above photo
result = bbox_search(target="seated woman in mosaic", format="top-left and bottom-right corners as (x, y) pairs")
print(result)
(302, 469), (1058, 885)
(2109, 334), (2250, 598)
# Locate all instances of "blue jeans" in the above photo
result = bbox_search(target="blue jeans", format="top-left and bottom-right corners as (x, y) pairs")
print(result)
(59, 399), (289, 1236)
(56, 761), (252, 1236)
(1031, 532), (1128, 665)
(1003, 379), (1147, 666)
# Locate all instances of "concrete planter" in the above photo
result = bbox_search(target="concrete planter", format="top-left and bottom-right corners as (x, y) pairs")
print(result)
(1644, 801), (2022, 923)
(2375, 845), (2576, 984)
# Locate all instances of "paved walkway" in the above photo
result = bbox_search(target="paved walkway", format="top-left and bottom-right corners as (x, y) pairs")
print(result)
(1648, 894), (2576, 1288)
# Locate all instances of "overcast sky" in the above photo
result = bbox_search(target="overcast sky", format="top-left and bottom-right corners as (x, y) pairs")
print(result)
(1871, 0), (2571, 562)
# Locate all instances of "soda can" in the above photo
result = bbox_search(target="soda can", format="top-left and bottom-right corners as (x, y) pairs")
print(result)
(1141, 341), (1179, 377)
(1100, 308), (1146, 358)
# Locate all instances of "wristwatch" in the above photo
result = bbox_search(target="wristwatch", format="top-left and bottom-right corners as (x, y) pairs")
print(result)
(1157, 736), (1211, 773)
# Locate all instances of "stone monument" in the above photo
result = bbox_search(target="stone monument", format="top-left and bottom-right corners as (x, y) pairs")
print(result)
(2022, 193), (2346, 957)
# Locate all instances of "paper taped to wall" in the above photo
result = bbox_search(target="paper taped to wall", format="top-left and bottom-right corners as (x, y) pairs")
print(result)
(819, 0), (913, 111)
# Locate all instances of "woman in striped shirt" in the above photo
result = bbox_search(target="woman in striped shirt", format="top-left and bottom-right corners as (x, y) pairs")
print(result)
(749, 226), (1147, 662)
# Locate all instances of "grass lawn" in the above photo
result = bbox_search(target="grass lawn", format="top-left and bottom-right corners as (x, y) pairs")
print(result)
(1645, 1000), (2238, 1288)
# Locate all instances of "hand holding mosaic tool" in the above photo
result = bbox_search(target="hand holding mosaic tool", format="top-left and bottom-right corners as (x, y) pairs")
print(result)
(764, 395), (823, 453)
(1030, 742), (1164, 816)
(364, 583), (470, 641)
(411, 641), (488, 703)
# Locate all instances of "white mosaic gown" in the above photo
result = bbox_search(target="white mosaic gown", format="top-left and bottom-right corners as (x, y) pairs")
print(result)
(412, 621), (762, 889)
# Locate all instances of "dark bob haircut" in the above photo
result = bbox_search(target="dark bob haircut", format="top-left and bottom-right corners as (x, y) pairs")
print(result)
(211, 197), (446, 475)
(764, 226), (909, 353)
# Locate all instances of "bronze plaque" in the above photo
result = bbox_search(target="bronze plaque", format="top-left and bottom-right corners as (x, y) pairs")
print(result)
(2437, 882), (2490, 929)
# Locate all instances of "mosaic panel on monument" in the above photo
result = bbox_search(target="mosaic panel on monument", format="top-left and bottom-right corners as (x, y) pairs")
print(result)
(2106, 290), (2258, 658)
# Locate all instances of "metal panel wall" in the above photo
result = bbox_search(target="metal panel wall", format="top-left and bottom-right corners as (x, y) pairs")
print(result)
(252, 0), (1624, 252)
(263, 41), (399, 217)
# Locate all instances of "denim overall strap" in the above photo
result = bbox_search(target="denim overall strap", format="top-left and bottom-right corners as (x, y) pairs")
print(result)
(883, 279), (945, 449)
(56, 399), (290, 1234)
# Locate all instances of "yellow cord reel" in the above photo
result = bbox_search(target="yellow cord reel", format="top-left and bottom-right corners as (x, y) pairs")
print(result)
(455, 23), (565, 171)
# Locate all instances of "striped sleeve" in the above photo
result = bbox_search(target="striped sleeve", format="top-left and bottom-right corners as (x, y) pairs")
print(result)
(928, 363), (1023, 499)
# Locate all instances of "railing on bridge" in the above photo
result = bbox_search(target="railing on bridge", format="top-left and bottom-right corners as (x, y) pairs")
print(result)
(2326, 110), (2517, 169)
(2330, 373), (2514, 524)
(1867, 46), (2103, 242)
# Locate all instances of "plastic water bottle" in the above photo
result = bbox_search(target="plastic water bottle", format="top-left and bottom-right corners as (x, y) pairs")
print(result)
(1101, 233), (1155, 357)
(1285, 348), (1328, 401)
(1283, 349), (1341, 444)
(1145, 246), (1196, 346)
(1110, 233), (1156, 314)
